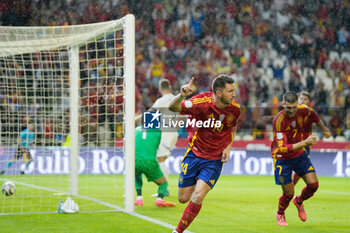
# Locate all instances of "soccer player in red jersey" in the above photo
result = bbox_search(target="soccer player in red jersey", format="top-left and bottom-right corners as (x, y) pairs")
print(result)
(292, 91), (331, 185)
(271, 91), (319, 226)
(169, 75), (240, 233)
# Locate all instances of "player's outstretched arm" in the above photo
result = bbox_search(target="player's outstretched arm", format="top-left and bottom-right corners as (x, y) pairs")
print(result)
(222, 144), (231, 163)
(316, 121), (331, 138)
(169, 77), (197, 112)
(221, 126), (237, 162)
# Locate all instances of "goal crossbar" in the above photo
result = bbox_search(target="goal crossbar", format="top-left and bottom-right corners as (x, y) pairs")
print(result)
(0, 20), (124, 58)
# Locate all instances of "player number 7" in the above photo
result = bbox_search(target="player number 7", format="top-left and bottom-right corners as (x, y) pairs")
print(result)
(276, 165), (282, 175)
(293, 129), (297, 138)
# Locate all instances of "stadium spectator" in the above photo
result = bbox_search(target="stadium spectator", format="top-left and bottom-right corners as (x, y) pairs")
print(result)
(329, 110), (343, 137)
(270, 60), (286, 81)
(189, 7), (204, 41)
(337, 26), (350, 50)
(169, 75), (240, 233)
(152, 3), (167, 36)
(314, 82), (328, 114)
(271, 91), (320, 226)
(149, 55), (165, 88)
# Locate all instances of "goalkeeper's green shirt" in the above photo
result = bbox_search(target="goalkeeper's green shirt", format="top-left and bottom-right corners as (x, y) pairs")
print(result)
(135, 126), (161, 160)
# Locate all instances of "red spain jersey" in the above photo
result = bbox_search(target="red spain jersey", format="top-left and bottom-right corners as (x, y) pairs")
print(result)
(181, 92), (241, 160)
(300, 105), (320, 137)
(271, 105), (319, 160)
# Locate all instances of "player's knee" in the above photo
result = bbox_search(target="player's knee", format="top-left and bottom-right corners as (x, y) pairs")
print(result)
(307, 182), (319, 193)
(178, 196), (190, 204)
(190, 190), (206, 204)
(178, 192), (191, 204)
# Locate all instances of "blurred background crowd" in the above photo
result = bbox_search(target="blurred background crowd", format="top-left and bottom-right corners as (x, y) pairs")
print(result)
(1, 0), (350, 144)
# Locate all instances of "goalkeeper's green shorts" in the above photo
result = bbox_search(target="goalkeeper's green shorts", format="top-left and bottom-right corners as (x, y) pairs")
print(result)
(135, 159), (164, 182)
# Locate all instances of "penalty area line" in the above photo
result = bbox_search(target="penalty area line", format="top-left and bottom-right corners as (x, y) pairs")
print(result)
(0, 179), (193, 232)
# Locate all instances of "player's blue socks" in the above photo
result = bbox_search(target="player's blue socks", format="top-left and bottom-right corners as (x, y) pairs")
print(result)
(25, 161), (31, 168)
(1, 161), (13, 174)
(6, 161), (12, 169)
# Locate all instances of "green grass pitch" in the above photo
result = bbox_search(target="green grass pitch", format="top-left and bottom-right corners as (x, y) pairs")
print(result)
(0, 175), (349, 233)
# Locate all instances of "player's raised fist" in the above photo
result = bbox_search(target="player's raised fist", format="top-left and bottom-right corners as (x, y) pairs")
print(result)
(323, 130), (331, 139)
(181, 77), (198, 97)
(306, 134), (317, 146)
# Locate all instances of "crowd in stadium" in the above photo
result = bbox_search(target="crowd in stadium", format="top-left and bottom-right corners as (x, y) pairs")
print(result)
(1, 0), (350, 142)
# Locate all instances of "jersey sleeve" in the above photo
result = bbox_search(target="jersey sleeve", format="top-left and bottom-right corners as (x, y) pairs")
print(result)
(231, 101), (241, 127)
(308, 107), (320, 123)
(180, 93), (206, 116)
(273, 118), (294, 155)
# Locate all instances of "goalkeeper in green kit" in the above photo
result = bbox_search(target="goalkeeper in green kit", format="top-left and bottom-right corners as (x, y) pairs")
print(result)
(134, 126), (176, 207)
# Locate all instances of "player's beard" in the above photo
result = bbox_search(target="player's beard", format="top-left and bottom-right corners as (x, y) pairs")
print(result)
(285, 110), (296, 118)
(220, 95), (232, 106)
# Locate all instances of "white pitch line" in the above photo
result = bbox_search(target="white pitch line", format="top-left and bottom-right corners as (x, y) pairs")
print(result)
(0, 178), (193, 233)
(320, 190), (350, 195)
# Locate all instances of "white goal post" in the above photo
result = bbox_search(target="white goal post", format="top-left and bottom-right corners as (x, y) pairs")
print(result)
(0, 15), (135, 213)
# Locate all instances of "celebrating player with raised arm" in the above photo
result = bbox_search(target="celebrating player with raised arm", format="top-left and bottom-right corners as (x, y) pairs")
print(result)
(292, 91), (331, 185)
(272, 91), (320, 226)
(169, 75), (240, 233)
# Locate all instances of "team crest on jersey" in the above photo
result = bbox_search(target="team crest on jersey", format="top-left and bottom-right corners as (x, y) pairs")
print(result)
(279, 176), (284, 184)
(227, 114), (234, 124)
(276, 133), (283, 140)
(179, 176), (184, 184)
(184, 100), (193, 108)
(292, 121), (296, 128)
(219, 114), (225, 121)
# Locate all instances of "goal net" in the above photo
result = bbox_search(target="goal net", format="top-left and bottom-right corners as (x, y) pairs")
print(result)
(0, 14), (135, 214)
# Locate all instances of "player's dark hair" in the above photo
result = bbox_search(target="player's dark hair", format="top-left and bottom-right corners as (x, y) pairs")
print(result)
(159, 79), (170, 90)
(212, 75), (234, 94)
(300, 90), (311, 100)
(283, 91), (298, 103)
